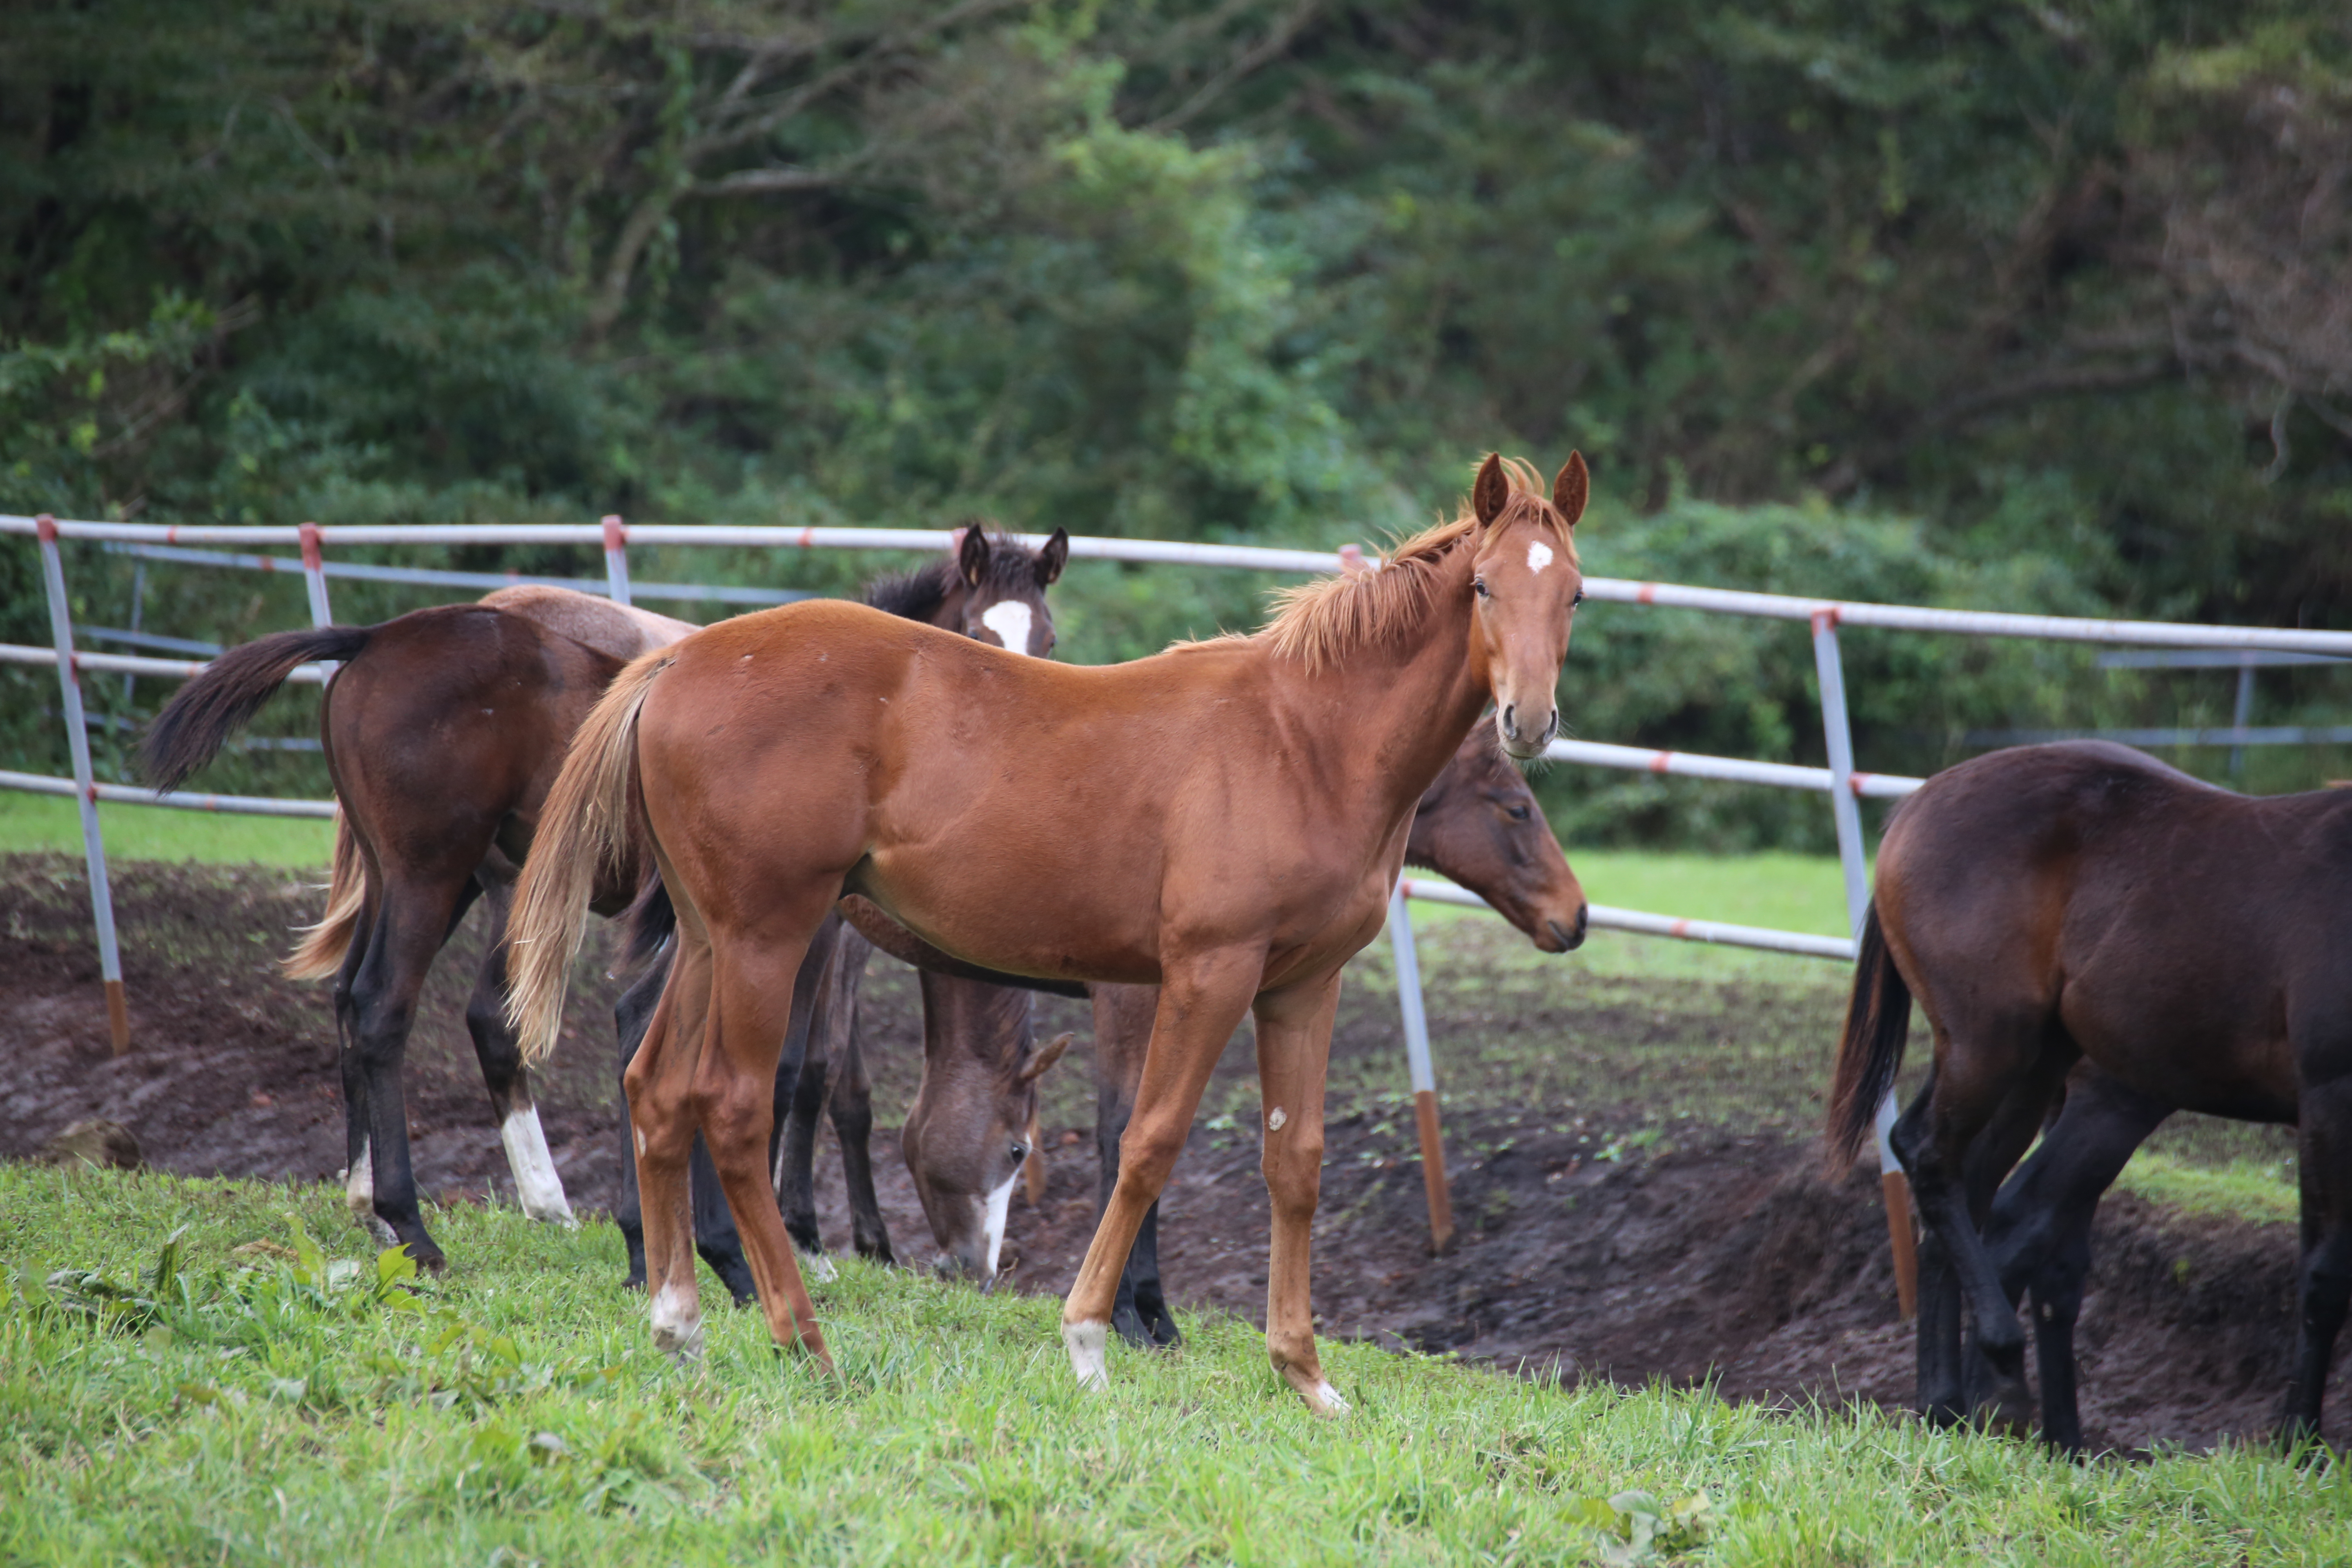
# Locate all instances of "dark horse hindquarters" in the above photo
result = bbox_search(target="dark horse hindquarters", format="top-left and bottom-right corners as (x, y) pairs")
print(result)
(1829, 739), (2350, 1450)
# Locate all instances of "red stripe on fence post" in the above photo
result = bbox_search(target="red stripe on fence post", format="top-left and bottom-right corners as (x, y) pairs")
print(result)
(602, 515), (632, 606)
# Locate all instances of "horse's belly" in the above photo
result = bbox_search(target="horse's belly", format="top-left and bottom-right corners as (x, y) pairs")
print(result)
(854, 859), (1164, 987)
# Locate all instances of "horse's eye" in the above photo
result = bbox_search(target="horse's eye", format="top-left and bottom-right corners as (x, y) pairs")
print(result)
(1009, 1142), (1028, 1163)
(1506, 803), (1531, 822)
(1571, 589), (1585, 606)
(1473, 577), (1491, 599)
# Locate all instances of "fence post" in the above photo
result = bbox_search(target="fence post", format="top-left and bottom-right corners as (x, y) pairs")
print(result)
(298, 521), (334, 629)
(37, 515), (131, 1055)
(602, 514), (632, 606)
(1388, 884), (1455, 1252)
(1813, 608), (1915, 1316)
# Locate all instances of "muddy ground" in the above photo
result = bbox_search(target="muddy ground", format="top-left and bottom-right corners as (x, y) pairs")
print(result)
(2, 854), (2336, 1455)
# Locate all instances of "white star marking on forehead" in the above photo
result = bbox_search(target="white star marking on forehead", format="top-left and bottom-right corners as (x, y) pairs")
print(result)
(980, 599), (1035, 655)
(1526, 540), (1554, 573)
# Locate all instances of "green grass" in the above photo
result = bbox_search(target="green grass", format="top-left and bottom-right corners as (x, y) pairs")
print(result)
(3, 1168), (2348, 1566)
(2114, 1152), (2300, 1227)
(0, 791), (334, 866)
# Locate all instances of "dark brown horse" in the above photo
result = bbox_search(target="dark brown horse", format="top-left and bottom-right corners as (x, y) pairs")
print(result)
(754, 723), (1584, 1318)
(508, 453), (1589, 1410)
(144, 526), (1066, 1274)
(1827, 741), (2352, 1448)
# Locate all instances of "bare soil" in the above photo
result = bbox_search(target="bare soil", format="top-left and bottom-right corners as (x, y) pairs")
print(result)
(3, 854), (2336, 1455)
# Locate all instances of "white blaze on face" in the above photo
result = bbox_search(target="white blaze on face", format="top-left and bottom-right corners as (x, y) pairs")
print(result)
(980, 1169), (1020, 1279)
(1526, 540), (1554, 574)
(500, 1104), (576, 1227)
(980, 599), (1035, 655)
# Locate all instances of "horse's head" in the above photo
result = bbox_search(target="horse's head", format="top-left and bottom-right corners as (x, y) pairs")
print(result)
(1468, 452), (1587, 759)
(945, 523), (1069, 657)
(1410, 728), (1588, 951)
(900, 976), (1070, 1289)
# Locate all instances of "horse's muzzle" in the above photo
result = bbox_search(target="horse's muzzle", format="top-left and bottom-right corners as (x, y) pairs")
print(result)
(1545, 904), (1589, 952)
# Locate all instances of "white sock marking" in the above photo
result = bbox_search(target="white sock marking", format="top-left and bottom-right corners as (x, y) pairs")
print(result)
(499, 1104), (577, 1226)
(342, 1138), (399, 1247)
(794, 1243), (839, 1284)
(980, 600), (1034, 656)
(1310, 1379), (1351, 1416)
(649, 1281), (704, 1361)
(980, 1169), (1020, 1279)
(1526, 540), (1554, 573)
(1063, 1319), (1109, 1391)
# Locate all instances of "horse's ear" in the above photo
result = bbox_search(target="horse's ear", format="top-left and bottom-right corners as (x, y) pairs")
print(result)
(958, 524), (991, 587)
(1035, 528), (1069, 588)
(1552, 452), (1589, 529)
(1472, 453), (1509, 528)
(1019, 1031), (1073, 1085)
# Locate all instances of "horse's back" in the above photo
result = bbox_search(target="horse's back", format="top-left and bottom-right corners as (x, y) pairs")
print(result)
(480, 585), (700, 661)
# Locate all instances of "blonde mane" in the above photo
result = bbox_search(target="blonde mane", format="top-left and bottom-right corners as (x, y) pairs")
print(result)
(1243, 458), (1575, 673)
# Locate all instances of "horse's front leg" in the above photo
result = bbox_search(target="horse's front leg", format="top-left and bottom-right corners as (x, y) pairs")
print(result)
(1092, 982), (1181, 1348)
(1252, 968), (1347, 1415)
(2287, 1076), (2352, 1445)
(1063, 949), (1261, 1391)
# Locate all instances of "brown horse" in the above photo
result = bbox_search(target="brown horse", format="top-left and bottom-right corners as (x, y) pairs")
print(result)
(756, 723), (1584, 1316)
(508, 452), (1589, 1411)
(1091, 724), (1588, 1345)
(1827, 740), (2352, 1448)
(143, 526), (1066, 1273)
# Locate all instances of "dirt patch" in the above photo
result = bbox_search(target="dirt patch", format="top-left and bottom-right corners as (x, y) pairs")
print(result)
(2, 854), (2337, 1454)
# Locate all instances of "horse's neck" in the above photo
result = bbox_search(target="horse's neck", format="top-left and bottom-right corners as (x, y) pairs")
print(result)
(1293, 549), (1489, 829)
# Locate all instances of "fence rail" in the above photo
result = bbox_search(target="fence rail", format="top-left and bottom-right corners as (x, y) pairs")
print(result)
(8, 505), (2350, 1278)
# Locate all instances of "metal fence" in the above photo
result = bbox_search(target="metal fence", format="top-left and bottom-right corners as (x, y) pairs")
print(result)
(8, 508), (2352, 1268)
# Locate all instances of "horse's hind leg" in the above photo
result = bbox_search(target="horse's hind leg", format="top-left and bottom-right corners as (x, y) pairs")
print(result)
(1063, 951), (1260, 1392)
(615, 944), (756, 1305)
(1891, 1012), (2056, 1428)
(464, 876), (574, 1225)
(2287, 1074), (2352, 1444)
(1252, 969), (1347, 1415)
(825, 931), (895, 1263)
(686, 920), (833, 1364)
(342, 875), (475, 1270)
(612, 946), (666, 1291)
(1983, 1071), (2171, 1454)
(626, 933), (714, 1359)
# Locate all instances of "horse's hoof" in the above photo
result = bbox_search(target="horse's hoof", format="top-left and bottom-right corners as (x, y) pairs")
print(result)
(1290, 1375), (1350, 1417)
(1110, 1305), (1152, 1349)
(795, 1248), (839, 1285)
(1063, 1320), (1109, 1391)
(649, 1283), (705, 1363)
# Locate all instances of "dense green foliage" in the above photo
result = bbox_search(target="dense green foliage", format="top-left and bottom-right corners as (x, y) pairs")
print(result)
(5, 1), (2349, 842)
(5, 1167), (2348, 1565)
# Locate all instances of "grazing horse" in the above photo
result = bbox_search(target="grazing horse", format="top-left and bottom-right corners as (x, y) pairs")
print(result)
(507, 452), (1590, 1411)
(143, 526), (1065, 1274)
(752, 724), (1585, 1319)
(1826, 741), (2352, 1448)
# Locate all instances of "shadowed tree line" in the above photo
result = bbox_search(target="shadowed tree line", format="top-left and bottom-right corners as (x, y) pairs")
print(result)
(4, 1), (2348, 844)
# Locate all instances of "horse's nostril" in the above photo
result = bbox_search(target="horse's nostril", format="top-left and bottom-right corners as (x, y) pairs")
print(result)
(1501, 703), (1519, 739)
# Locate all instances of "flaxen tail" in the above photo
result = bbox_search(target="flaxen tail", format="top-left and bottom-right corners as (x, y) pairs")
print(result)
(1825, 902), (1913, 1175)
(506, 648), (673, 1063)
(284, 809), (365, 980)
(142, 625), (372, 793)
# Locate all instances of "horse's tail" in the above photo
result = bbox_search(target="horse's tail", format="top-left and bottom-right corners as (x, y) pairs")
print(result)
(508, 648), (673, 1063)
(142, 625), (373, 793)
(283, 808), (366, 981)
(1826, 902), (1912, 1175)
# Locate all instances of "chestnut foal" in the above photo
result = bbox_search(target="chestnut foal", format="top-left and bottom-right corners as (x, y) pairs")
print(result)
(510, 453), (1589, 1412)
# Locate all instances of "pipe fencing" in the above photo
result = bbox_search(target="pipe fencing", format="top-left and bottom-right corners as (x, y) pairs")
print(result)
(8, 507), (2351, 1278)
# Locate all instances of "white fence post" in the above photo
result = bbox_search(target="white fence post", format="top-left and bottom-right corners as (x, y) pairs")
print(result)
(36, 514), (130, 1054)
(602, 514), (632, 606)
(1388, 884), (1454, 1252)
(298, 521), (334, 629)
(1812, 607), (1915, 1316)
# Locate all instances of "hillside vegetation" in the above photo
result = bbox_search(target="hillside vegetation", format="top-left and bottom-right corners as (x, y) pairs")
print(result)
(6, 2), (2350, 841)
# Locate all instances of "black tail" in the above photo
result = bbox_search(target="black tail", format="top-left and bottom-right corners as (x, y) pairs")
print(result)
(621, 874), (675, 971)
(1826, 902), (1913, 1175)
(143, 625), (373, 792)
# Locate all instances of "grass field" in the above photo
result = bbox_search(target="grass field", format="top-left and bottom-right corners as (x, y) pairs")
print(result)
(3, 1167), (2348, 1567)
(0, 792), (334, 867)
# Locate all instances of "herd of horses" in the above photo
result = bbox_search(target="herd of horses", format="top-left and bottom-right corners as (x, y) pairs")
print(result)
(143, 452), (2352, 1451)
